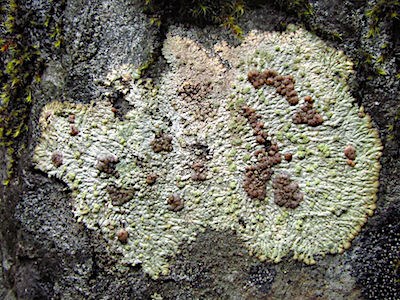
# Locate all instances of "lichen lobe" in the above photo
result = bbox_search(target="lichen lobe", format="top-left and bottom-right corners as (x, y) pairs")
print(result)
(33, 25), (383, 278)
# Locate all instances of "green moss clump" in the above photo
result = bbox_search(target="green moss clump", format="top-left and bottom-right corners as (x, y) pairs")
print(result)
(366, 0), (399, 38)
(0, 0), (66, 184)
(0, 0), (43, 184)
(142, 0), (247, 37)
(269, 0), (314, 21)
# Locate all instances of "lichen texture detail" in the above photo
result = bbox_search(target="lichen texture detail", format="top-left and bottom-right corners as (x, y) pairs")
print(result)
(33, 25), (382, 278)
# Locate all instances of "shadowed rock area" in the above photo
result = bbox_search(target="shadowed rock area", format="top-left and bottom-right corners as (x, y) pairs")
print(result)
(1, 0), (399, 299)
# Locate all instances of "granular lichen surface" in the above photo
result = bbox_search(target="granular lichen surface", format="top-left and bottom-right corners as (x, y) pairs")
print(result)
(33, 25), (382, 278)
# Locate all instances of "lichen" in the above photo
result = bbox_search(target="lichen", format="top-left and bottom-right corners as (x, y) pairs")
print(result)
(33, 25), (382, 278)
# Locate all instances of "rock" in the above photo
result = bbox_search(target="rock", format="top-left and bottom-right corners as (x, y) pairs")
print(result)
(1, 0), (399, 299)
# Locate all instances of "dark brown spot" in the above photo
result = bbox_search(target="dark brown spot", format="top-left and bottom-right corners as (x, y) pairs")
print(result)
(146, 173), (158, 185)
(347, 159), (356, 167)
(151, 132), (173, 153)
(191, 161), (207, 181)
(344, 145), (356, 161)
(167, 194), (184, 212)
(117, 229), (129, 243)
(96, 155), (119, 177)
(70, 125), (79, 136)
(273, 173), (303, 208)
(68, 114), (75, 123)
(304, 95), (313, 103)
(51, 151), (63, 167)
(284, 153), (293, 162)
(240, 105), (285, 200)
(293, 102), (323, 126)
(107, 184), (135, 206)
(247, 69), (300, 106)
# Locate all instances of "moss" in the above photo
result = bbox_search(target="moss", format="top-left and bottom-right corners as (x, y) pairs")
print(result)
(268, 0), (314, 22)
(366, 0), (400, 37)
(142, 0), (247, 37)
(0, 0), (43, 184)
(0, 0), (65, 184)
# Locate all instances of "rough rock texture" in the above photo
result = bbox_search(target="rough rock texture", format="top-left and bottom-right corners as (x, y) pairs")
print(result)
(1, 1), (399, 299)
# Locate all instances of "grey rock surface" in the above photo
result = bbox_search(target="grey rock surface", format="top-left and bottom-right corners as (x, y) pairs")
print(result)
(1, 0), (399, 299)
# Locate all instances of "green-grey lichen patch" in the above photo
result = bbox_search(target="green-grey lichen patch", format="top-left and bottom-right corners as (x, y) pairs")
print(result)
(33, 25), (382, 278)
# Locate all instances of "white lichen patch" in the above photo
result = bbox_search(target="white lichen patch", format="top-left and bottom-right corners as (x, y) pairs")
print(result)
(34, 25), (382, 277)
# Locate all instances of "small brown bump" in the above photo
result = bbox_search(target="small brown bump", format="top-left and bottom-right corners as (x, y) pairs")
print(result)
(256, 121), (264, 129)
(270, 143), (279, 152)
(270, 70), (278, 77)
(117, 229), (129, 243)
(265, 78), (274, 85)
(192, 173), (207, 181)
(70, 125), (79, 136)
(304, 95), (313, 103)
(191, 161), (207, 181)
(293, 102), (323, 126)
(262, 69), (276, 78)
(308, 114), (323, 127)
(248, 70), (265, 88)
(254, 149), (266, 157)
(301, 104), (310, 112)
(68, 114), (75, 123)
(111, 107), (118, 113)
(259, 131), (268, 139)
(51, 151), (63, 167)
(242, 105), (255, 117)
(248, 69), (260, 80)
(146, 173), (158, 185)
(286, 89), (297, 97)
(272, 153), (282, 164)
(286, 83), (294, 90)
(167, 194), (184, 212)
(107, 184), (135, 206)
(288, 96), (299, 105)
(344, 145), (356, 160)
(347, 159), (356, 167)
(273, 173), (303, 208)
(256, 135), (266, 144)
(246, 165), (256, 172)
(284, 153), (293, 162)
(253, 79), (265, 89)
(96, 155), (119, 176)
(151, 132), (173, 153)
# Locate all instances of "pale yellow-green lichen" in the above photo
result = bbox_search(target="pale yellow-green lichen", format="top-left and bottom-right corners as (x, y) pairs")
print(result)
(33, 25), (382, 278)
